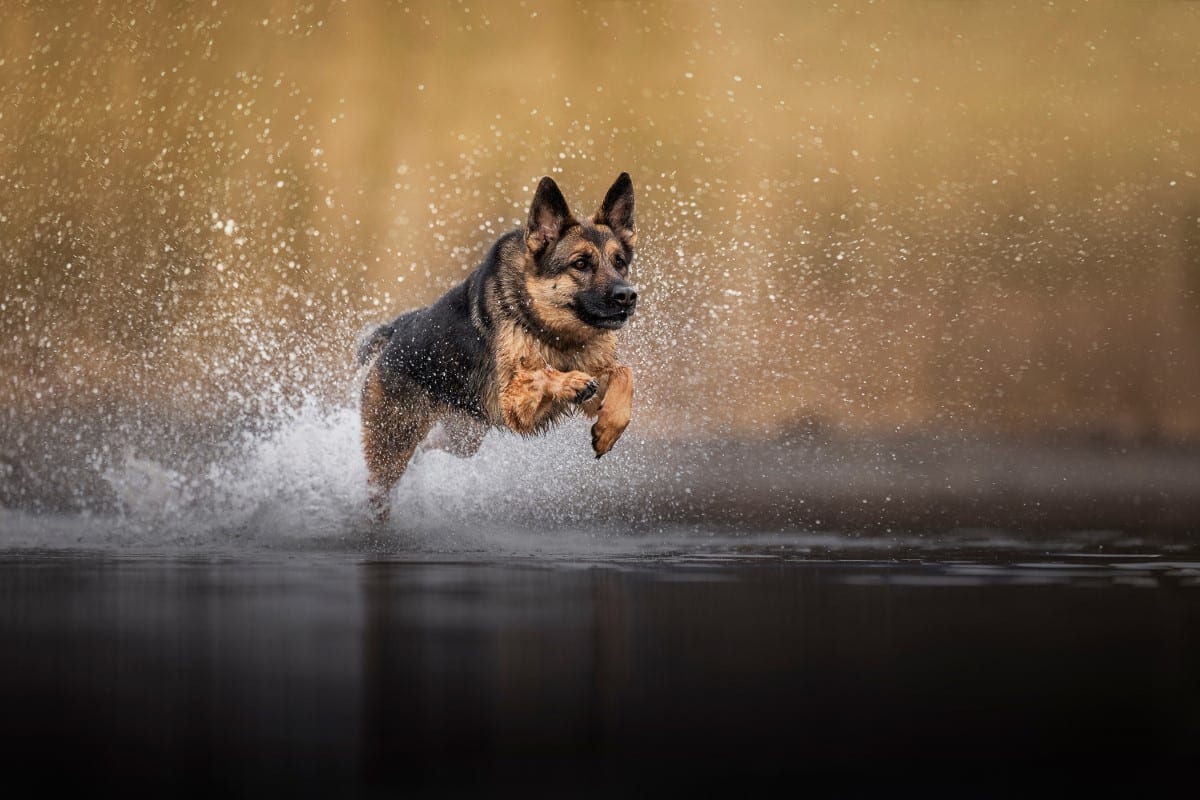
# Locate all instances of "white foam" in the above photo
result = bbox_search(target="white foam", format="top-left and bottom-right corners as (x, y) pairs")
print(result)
(16, 395), (638, 552)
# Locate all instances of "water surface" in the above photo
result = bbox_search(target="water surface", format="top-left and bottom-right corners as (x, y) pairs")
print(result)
(3, 533), (1198, 795)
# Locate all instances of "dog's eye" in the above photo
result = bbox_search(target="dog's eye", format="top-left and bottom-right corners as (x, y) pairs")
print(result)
(613, 255), (627, 270)
(571, 257), (589, 270)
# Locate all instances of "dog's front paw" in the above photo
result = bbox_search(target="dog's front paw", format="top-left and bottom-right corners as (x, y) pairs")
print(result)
(573, 378), (599, 404)
(591, 416), (627, 458)
(549, 368), (596, 403)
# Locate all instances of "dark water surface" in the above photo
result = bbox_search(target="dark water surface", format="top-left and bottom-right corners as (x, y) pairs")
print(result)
(2, 537), (1199, 796)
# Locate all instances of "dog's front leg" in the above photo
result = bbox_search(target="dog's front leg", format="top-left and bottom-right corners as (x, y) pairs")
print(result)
(501, 366), (596, 434)
(590, 365), (633, 457)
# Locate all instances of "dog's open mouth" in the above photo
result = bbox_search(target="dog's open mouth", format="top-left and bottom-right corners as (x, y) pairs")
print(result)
(573, 303), (634, 330)
(586, 309), (633, 330)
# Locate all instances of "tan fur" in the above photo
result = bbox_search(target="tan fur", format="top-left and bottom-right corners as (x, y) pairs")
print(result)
(500, 366), (593, 434)
(523, 270), (598, 345)
(591, 219), (637, 248)
(526, 198), (576, 258)
(590, 365), (633, 457)
(361, 367), (437, 521)
(491, 319), (619, 435)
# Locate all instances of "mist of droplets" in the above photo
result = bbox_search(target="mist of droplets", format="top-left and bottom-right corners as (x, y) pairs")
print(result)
(2, 2), (1198, 546)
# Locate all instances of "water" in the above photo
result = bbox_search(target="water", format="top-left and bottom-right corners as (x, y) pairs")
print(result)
(2, 541), (1198, 795)
(7, 397), (1199, 547)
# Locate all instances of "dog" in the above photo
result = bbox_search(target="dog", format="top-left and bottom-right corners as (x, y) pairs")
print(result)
(356, 173), (639, 520)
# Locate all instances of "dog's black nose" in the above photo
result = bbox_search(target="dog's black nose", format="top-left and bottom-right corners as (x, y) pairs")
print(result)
(611, 284), (638, 308)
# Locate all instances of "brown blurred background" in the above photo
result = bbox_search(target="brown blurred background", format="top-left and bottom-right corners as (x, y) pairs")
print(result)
(2, 0), (1198, 444)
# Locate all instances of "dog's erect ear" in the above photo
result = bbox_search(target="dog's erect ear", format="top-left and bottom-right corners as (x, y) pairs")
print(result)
(594, 172), (635, 244)
(526, 177), (577, 259)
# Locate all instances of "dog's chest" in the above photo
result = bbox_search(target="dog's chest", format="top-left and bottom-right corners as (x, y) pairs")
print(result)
(501, 323), (616, 375)
(546, 342), (613, 375)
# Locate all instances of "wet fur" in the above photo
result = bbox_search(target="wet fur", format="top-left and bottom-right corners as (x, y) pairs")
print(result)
(359, 174), (638, 520)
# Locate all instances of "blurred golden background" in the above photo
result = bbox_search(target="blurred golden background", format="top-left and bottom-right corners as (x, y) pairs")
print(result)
(2, 0), (1198, 443)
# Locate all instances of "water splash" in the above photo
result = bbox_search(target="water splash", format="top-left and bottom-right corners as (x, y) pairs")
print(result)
(0, 389), (657, 552)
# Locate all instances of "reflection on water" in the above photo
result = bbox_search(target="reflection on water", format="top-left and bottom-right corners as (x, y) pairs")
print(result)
(2, 544), (1198, 793)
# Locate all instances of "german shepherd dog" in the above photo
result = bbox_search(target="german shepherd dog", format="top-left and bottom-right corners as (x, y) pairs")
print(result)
(356, 173), (638, 520)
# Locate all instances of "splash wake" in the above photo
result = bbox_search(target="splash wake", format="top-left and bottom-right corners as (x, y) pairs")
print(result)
(1, 398), (658, 552)
(3, 393), (1199, 553)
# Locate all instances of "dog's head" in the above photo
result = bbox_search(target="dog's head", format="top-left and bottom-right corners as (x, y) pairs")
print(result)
(522, 173), (638, 338)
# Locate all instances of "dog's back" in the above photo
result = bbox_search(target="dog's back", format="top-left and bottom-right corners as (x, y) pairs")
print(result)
(372, 276), (494, 416)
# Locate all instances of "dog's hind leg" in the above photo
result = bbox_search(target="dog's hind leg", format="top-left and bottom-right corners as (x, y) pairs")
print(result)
(361, 369), (437, 522)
